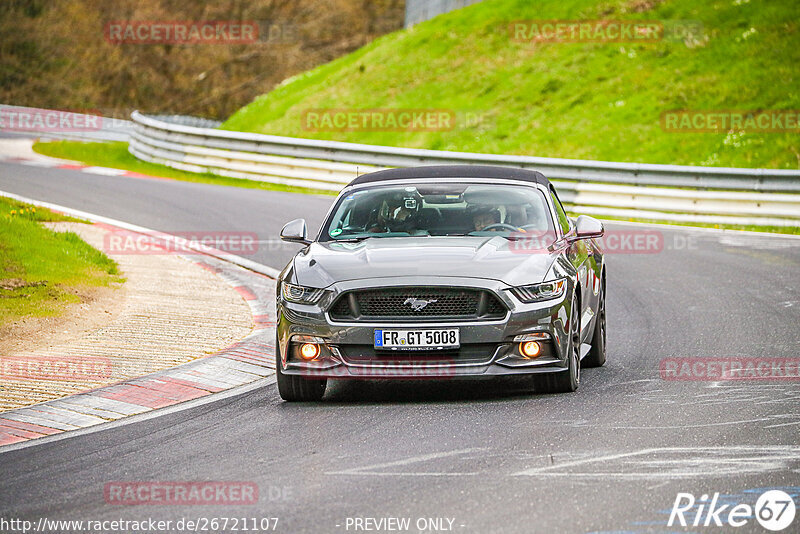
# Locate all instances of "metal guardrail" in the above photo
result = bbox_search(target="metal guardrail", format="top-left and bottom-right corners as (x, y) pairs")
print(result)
(0, 105), (133, 142)
(405, 0), (485, 28)
(129, 111), (800, 226)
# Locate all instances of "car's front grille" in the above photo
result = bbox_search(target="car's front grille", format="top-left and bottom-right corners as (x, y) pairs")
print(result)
(328, 287), (507, 322)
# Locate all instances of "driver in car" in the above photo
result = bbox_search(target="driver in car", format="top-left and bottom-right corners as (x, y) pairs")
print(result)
(471, 207), (502, 232)
(367, 195), (421, 233)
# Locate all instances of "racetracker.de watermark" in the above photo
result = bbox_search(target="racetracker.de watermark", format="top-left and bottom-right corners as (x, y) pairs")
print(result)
(0, 355), (112, 381)
(661, 110), (800, 133)
(660, 357), (800, 382)
(103, 230), (258, 255)
(302, 109), (461, 132)
(510, 20), (663, 42)
(508, 230), (696, 254)
(104, 482), (259, 505)
(104, 21), (259, 45)
(509, 19), (702, 44)
(0, 107), (102, 133)
(299, 359), (458, 380)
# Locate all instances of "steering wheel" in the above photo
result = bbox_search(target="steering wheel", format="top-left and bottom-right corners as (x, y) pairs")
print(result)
(519, 224), (544, 231)
(480, 223), (520, 232)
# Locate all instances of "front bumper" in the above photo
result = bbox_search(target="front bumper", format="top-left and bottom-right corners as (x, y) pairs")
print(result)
(277, 276), (572, 379)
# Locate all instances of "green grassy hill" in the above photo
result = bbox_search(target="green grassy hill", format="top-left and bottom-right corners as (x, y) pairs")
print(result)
(222, 0), (800, 169)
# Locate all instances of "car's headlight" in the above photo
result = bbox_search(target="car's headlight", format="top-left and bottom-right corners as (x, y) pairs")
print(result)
(281, 282), (326, 304)
(510, 278), (567, 303)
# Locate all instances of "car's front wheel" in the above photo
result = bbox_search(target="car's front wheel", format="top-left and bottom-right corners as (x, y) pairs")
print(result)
(534, 292), (580, 394)
(276, 335), (327, 402)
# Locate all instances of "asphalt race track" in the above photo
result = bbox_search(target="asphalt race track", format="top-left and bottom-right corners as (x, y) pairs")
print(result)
(1, 158), (799, 533)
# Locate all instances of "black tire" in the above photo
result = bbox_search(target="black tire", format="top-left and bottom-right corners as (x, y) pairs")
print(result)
(276, 335), (327, 402)
(582, 278), (606, 368)
(535, 292), (580, 393)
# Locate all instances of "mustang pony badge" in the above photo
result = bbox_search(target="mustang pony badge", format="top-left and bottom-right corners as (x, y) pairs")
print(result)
(403, 297), (438, 311)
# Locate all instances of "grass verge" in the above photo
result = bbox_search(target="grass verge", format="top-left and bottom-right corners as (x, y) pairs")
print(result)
(33, 140), (336, 196)
(0, 197), (124, 327)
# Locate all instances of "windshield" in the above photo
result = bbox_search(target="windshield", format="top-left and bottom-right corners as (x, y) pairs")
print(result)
(319, 182), (554, 242)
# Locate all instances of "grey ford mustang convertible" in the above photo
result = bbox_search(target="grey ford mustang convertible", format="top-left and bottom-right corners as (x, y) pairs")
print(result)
(275, 165), (607, 401)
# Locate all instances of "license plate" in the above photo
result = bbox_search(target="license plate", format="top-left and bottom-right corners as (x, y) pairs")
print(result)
(373, 328), (460, 350)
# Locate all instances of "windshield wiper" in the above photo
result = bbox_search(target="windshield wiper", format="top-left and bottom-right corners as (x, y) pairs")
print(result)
(333, 236), (373, 242)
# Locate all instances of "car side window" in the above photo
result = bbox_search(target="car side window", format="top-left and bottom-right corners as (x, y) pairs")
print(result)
(549, 186), (571, 236)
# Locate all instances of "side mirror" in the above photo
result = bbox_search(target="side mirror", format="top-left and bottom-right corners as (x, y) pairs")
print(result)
(280, 218), (311, 245)
(571, 215), (604, 241)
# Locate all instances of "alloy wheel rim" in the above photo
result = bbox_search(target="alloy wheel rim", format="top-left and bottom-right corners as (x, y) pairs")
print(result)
(573, 298), (581, 385)
(600, 290), (606, 350)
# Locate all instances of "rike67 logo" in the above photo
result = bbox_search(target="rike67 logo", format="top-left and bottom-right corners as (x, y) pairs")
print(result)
(669, 490), (796, 531)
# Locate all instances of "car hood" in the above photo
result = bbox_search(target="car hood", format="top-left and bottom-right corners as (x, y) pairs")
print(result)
(292, 236), (557, 288)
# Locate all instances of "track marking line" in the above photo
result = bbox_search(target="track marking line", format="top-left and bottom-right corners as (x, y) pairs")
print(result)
(326, 448), (486, 477)
(512, 446), (800, 478)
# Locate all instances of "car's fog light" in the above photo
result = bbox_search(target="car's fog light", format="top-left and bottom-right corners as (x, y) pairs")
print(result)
(520, 341), (541, 358)
(300, 343), (320, 361)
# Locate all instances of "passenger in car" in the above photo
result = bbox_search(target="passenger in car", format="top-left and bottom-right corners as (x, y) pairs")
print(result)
(505, 205), (527, 227)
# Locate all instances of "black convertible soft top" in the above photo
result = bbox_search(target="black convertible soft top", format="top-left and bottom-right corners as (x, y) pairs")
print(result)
(347, 165), (550, 187)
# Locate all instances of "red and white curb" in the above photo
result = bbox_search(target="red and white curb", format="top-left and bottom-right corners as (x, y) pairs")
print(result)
(0, 153), (167, 180)
(0, 192), (280, 449)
